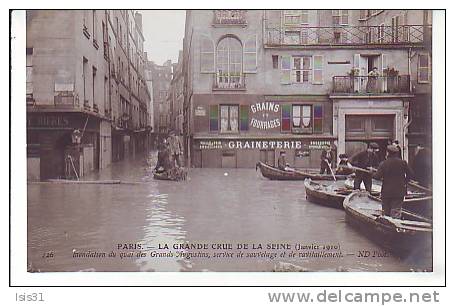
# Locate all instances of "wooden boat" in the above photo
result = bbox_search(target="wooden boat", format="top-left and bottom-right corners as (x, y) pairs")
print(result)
(153, 167), (187, 181)
(344, 177), (432, 218)
(343, 191), (432, 255)
(256, 161), (349, 181)
(304, 179), (350, 209)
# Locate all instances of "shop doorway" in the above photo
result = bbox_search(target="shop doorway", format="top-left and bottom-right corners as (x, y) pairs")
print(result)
(221, 150), (236, 168)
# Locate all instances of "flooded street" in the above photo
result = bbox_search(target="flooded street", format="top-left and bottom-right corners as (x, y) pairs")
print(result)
(27, 152), (432, 272)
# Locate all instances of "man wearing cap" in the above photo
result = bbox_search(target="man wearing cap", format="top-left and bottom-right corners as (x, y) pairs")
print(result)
(350, 142), (380, 192)
(319, 145), (334, 174)
(373, 145), (413, 218)
(336, 153), (354, 175)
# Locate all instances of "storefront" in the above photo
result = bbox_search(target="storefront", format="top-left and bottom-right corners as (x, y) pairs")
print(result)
(192, 137), (337, 169)
(26, 112), (109, 180)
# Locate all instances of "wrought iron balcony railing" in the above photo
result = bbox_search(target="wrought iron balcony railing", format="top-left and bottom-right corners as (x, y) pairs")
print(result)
(213, 73), (246, 90)
(213, 10), (247, 26)
(265, 25), (431, 46)
(332, 75), (411, 94)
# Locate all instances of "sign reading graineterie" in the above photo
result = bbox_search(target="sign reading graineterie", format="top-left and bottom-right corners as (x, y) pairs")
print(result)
(250, 102), (281, 130)
(198, 140), (302, 150)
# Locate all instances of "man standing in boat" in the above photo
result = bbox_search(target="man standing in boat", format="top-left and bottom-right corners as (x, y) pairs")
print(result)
(319, 145), (334, 174)
(350, 142), (380, 193)
(373, 145), (414, 218)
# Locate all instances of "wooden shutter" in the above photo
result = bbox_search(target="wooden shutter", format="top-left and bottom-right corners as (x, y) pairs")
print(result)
(313, 105), (323, 133)
(239, 105), (249, 131)
(280, 55), (291, 84)
(281, 104), (291, 132)
(200, 34), (215, 73)
(209, 105), (219, 131)
(312, 55), (323, 84)
(243, 35), (257, 73)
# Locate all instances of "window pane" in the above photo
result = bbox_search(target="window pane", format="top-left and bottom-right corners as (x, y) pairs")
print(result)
(282, 56), (291, 70)
(303, 57), (311, 69)
(293, 57), (301, 69)
(292, 117), (300, 127)
(220, 106), (229, 132)
(230, 106), (239, 132)
(292, 105), (301, 117)
(302, 105), (311, 117)
(419, 54), (429, 67)
(419, 69), (429, 82)
(302, 117), (311, 127)
(313, 70), (323, 83)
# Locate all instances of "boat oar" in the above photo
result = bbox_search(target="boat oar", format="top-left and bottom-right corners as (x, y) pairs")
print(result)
(326, 160), (337, 181)
(341, 166), (432, 194)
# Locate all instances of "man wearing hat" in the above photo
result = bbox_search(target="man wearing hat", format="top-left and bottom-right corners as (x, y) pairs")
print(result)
(393, 140), (402, 159)
(166, 131), (183, 168)
(319, 145), (334, 174)
(373, 145), (413, 218)
(350, 142), (381, 192)
(336, 153), (354, 175)
(278, 151), (293, 171)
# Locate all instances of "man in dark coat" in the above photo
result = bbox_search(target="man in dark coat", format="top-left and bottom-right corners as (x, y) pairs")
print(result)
(320, 145), (333, 174)
(412, 144), (432, 188)
(393, 140), (402, 159)
(350, 142), (380, 192)
(373, 145), (414, 218)
(277, 151), (288, 171)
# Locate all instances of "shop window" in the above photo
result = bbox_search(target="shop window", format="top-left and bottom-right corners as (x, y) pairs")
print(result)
(220, 105), (239, 133)
(281, 104), (291, 132)
(239, 105), (249, 131)
(418, 54), (430, 83)
(209, 105), (219, 131)
(292, 105), (312, 133)
(313, 105), (323, 133)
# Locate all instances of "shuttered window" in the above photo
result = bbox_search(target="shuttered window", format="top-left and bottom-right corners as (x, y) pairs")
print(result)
(312, 55), (324, 84)
(209, 105), (219, 131)
(240, 105), (249, 131)
(281, 104), (291, 132)
(243, 35), (257, 73)
(313, 105), (323, 133)
(418, 54), (430, 83)
(200, 35), (215, 73)
(280, 55), (291, 84)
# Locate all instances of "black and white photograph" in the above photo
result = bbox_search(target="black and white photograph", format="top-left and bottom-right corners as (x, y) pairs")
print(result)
(9, 7), (446, 292)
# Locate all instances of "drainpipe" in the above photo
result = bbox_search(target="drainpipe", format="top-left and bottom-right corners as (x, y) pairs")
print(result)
(408, 47), (412, 93)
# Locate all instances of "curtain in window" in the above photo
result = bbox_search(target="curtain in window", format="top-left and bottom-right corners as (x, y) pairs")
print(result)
(292, 105), (301, 127)
(302, 105), (312, 127)
(220, 106), (229, 132)
(216, 37), (242, 87)
(229, 106), (238, 132)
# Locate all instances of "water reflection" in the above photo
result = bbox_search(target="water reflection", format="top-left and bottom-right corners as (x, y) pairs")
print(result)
(27, 153), (432, 272)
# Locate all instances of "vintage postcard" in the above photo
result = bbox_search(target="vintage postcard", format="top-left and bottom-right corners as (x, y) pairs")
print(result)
(10, 9), (445, 286)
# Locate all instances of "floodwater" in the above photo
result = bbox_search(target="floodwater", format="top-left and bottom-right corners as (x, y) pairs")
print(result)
(27, 152), (432, 272)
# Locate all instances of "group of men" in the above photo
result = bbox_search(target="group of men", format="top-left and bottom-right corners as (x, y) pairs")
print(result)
(279, 140), (429, 219)
(155, 131), (183, 174)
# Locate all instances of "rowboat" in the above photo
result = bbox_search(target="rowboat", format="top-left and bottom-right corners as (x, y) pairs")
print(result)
(343, 191), (432, 255)
(153, 167), (187, 181)
(344, 177), (432, 218)
(304, 179), (351, 209)
(255, 161), (349, 181)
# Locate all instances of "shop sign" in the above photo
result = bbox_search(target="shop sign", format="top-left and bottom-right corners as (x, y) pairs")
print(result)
(309, 140), (332, 150)
(27, 115), (70, 128)
(199, 140), (222, 149)
(228, 140), (302, 150)
(195, 106), (206, 117)
(250, 102), (280, 130)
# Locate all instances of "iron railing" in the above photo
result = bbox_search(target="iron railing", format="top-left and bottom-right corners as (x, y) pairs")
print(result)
(213, 73), (246, 90)
(265, 25), (431, 46)
(332, 75), (411, 94)
(213, 10), (247, 25)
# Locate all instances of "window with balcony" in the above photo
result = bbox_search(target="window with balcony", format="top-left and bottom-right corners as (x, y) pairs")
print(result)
(332, 10), (349, 26)
(216, 36), (243, 89)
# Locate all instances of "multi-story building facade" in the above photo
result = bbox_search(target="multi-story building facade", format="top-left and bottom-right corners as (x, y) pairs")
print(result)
(168, 51), (184, 135)
(26, 10), (151, 180)
(150, 60), (173, 135)
(182, 10), (432, 168)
